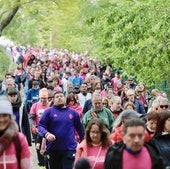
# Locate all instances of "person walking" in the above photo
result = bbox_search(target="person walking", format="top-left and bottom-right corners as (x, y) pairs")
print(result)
(29, 88), (50, 167)
(104, 118), (164, 169)
(38, 91), (84, 169)
(75, 118), (112, 169)
(125, 89), (146, 115)
(82, 92), (114, 133)
(0, 96), (31, 169)
(149, 110), (170, 168)
(7, 87), (32, 146)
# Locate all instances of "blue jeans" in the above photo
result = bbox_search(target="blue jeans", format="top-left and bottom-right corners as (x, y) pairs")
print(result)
(46, 150), (76, 169)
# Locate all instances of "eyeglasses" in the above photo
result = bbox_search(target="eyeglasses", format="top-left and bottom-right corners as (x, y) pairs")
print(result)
(160, 105), (169, 109)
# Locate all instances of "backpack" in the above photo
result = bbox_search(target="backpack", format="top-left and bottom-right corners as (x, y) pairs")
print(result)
(13, 134), (21, 169)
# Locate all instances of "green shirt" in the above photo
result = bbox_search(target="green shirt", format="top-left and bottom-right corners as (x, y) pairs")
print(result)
(82, 107), (115, 132)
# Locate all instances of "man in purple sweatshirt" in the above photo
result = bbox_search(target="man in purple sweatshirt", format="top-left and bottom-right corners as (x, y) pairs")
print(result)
(38, 91), (84, 169)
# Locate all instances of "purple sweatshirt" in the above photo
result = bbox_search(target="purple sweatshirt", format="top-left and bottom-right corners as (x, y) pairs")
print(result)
(38, 105), (84, 150)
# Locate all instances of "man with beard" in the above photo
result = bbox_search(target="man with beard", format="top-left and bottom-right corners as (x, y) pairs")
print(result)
(38, 91), (84, 169)
(77, 82), (92, 109)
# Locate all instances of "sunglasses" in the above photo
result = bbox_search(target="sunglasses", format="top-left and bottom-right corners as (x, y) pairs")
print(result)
(160, 105), (169, 109)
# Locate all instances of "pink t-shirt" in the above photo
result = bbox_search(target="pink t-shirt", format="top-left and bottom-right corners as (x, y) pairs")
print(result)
(86, 145), (108, 169)
(30, 102), (49, 125)
(123, 146), (152, 169)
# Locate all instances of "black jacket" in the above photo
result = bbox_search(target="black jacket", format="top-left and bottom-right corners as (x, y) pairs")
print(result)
(104, 142), (164, 169)
(149, 134), (170, 168)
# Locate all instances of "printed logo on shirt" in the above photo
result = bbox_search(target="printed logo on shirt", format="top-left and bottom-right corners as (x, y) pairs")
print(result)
(37, 109), (45, 117)
(69, 113), (73, 119)
(54, 114), (58, 117)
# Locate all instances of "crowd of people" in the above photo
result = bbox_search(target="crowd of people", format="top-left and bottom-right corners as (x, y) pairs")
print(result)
(0, 45), (170, 169)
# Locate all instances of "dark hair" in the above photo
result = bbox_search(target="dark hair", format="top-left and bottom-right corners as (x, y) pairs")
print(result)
(5, 73), (12, 78)
(7, 87), (18, 95)
(74, 158), (91, 169)
(147, 111), (159, 121)
(52, 76), (60, 84)
(85, 118), (111, 147)
(81, 82), (88, 86)
(123, 101), (136, 110)
(46, 86), (54, 90)
(32, 79), (39, 85)
(66, 93), (77, 105)
(54, 90), (64, 96)
(123, 118), (145, 135)
(154, 110), (170, 137)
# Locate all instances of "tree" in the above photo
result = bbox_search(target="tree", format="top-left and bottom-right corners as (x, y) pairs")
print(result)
(0, 0), (20, 36)
(77, 0), (170, 85)
(0, 0), (169, 86)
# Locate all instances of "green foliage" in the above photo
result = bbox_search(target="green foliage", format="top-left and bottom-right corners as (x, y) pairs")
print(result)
(0, 0), (169, 86)
(0, 47), (10, 79)
(78, 0), (170, 86)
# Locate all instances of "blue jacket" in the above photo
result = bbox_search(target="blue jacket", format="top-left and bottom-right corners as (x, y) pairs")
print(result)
(68, 76), (83, 87)
(26, 88), (40, 109)
(134, 99), (146, 114)
(38, 105), (84, 151)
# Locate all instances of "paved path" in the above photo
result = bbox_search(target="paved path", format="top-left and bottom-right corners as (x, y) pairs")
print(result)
(30, 146), (43, 169)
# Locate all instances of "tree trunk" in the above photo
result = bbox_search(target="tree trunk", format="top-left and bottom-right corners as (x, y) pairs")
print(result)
(0, 5), (19, 36)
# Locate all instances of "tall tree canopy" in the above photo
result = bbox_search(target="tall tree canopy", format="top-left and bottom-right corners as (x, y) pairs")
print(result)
(0, 0), (169, 85)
